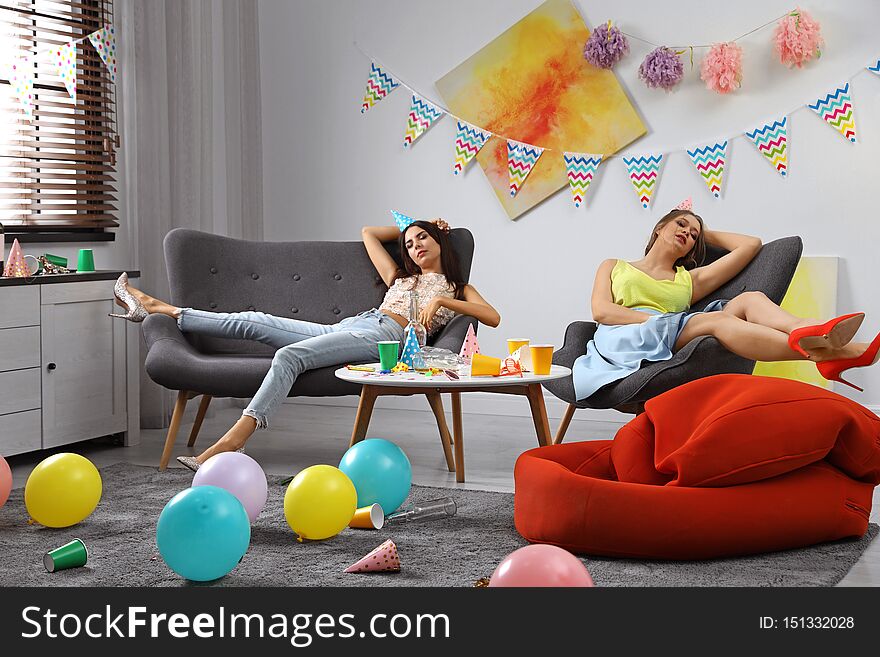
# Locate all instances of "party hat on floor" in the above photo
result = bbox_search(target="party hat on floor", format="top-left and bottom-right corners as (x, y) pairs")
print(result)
(345, 539), (400, 573)
(3, 239), (28, 277)
(459, 323), (480, 363)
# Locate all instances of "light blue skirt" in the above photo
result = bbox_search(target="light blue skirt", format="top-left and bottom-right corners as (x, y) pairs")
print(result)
(571, 300), (728, 401)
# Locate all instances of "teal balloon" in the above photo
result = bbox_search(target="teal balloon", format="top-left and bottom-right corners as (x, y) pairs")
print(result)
(339, 439), (412, 514)
(156, 485), (250, 581)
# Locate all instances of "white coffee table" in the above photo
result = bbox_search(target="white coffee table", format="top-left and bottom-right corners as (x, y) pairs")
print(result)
(334, 364), (571, 483)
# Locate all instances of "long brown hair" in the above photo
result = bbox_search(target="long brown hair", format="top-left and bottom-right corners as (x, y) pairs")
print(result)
(644, 209), (706, 270)
(393, 220), (465, 300)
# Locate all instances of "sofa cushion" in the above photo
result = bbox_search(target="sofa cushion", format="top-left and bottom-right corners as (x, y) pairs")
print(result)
(611, 374), (880, 487)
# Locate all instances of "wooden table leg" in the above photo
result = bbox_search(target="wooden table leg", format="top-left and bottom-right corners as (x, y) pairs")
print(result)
(349, 385), (378, 448)
(554, 403), (577, 445)
(425, 392), (456, 473)
(451, 392), (465, 483)
(525, 384), (553, 447)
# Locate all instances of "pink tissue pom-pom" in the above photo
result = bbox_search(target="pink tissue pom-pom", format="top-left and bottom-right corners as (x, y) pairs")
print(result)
(774, 8), (823, 68)
(700, 42), (743, 94)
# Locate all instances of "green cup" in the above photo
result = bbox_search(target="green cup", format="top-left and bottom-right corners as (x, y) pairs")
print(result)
(77, 248), (95, 272)
(44, 538), (88, 572)
(377, 340), (400, 371)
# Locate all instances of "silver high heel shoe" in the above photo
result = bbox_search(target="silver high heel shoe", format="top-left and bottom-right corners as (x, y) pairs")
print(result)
(177, 447), (246, 473)
(109, 272), (148, 322)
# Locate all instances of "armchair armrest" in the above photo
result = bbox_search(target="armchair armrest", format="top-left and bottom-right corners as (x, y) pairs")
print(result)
(552, 320), (598, 368)
(430, 314), (478, 353)
(142, 313), (203, 388)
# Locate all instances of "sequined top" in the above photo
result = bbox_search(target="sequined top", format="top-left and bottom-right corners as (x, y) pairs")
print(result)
(379, 272), (457, 334)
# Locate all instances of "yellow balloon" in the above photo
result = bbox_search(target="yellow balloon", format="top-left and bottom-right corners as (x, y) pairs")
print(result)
(25, 453), (102, 528)
(284, 465), (356, 540)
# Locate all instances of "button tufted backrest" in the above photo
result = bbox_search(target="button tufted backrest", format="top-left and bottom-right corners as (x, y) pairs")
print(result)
(163, 228), (475, 355)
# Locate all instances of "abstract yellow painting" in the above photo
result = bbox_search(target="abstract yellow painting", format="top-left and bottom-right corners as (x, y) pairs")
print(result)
(753, 257), (838, 388)
(435, 0), (646, 219)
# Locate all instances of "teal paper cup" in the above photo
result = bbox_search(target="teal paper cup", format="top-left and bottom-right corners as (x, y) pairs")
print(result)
(377, 341), (399, 371)
(77, 249), (95, 272)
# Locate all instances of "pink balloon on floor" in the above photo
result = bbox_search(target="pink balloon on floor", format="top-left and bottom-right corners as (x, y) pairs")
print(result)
(192, 452), (267, 523)
(489, 544), (595, 587)
(0, 456), (11, 508)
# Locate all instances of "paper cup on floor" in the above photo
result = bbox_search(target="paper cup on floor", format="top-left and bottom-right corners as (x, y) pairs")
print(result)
(529, 345), (554, 375)
(349, 503), (385, 530)
(471, 352), (501, 376)
(44, 538), (88, 573)
(507, 338), (529, 355)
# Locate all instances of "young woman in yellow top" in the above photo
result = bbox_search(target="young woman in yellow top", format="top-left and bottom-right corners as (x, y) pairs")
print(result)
(572, 203), (880, 400)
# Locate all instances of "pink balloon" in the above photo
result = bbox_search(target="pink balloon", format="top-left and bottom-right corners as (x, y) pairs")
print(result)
(489, 544), (595, 587)
(192, 452), (267, 523)
(0, 456), (11, 508)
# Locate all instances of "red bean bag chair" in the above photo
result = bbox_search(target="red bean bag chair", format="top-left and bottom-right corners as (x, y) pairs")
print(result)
(515, 374), (880, 559)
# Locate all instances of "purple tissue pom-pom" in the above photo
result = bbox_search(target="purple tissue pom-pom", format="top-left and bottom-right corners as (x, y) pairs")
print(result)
(583, 22), (629, 69)
(639, 47), (684, 91)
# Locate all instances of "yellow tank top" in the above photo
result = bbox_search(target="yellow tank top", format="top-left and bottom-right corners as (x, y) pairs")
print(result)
(610, 260), (693, 314)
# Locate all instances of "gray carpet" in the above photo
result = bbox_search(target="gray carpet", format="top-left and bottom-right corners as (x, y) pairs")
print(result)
(0, 463), (875, 587)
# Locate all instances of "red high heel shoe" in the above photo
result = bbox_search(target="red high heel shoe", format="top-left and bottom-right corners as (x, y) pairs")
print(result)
(816, 331), (880, 392)
(788, 312), (865, 358)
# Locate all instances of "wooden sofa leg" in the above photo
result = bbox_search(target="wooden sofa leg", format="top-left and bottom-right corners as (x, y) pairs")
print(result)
(159, 391), (190, 471)
(187, 395), (213, 447)
(554, 403), (577, 445)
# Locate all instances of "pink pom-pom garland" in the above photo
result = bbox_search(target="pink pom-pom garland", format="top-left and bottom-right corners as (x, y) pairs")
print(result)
(583, 20), (630, 69)
(700, 42), (743, 94)
(639, 47), (685, 91)
(774, 8), (823, 68)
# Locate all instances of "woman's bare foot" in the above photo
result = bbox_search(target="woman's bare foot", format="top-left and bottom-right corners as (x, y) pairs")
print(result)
(194, 415), (258, 464)
(124, 283), (180, 317)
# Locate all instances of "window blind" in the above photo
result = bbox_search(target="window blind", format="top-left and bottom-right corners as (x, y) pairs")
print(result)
(0, 0), (117, 232)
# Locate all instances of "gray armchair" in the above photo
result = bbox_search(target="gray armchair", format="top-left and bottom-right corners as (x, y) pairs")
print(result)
(143, 228), (477, 469)
(543, 236), (803, 442)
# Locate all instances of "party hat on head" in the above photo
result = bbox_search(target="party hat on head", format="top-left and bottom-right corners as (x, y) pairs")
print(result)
(675, 197), (693, 211)
(3, 239), (29, 278)
(344, 539), (400, 573)
(458, 323), (480, 363)
(391, 210), (416, 232)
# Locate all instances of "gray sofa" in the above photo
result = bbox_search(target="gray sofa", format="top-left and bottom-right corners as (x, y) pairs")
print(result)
(543, 236), (803, 442)
(143, 227), (477, 469)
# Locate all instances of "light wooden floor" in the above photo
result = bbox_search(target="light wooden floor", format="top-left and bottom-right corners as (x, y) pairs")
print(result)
(6, 402), (879, 586)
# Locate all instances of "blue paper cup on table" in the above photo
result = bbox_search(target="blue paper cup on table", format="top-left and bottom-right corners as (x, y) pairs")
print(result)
(77, 249), (95, 272)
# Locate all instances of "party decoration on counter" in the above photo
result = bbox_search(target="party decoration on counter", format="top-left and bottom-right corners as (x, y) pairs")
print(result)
(700, 42), (743, 94)
(687, 141), (727, 198)
(623, 154), (663, 209)
(582, 20), (629, 69)
(4, 56), (35, 120)
(344, 539), (400, 573)
(746, 117), (789, 177)
(459, 323), (480, 363)
(403, 94), (444, 148)
(361, 62), (399, 114)
(391, 209), (416, 232)
(399, 329), (424, 369)
(88, 24), (117, 83)
(563, 153), (602, 208)
(638, 47), (684, 91)
(807, 82), (857, 143)
(3, 238), (29, 277)
(55, 41), (76, 100)
(507, 140), (544, 197)
(774, 8), (823, 69)
(453, 121), (492, 175)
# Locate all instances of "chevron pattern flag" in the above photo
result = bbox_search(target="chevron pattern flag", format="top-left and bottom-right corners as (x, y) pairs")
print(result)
(453, 121), (492, 175)
(745, 117), (788, 177)
(391, 210), (417, 232)
(361, 63), (400, 114)
(403, 94), (444, 148)
(686, 141), (727, 198)
(563, 153), (602, 208)
(623, 154), (663, 209)
(869, 60), (880, 75)
(808, 83), (857, 143)
(507, 140), (544, 197)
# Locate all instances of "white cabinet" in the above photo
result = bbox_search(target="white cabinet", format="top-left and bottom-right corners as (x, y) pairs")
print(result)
(0, 273), (140, 457)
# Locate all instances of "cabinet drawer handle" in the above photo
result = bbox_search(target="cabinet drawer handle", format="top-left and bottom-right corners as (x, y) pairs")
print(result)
(47, 362), (57, 371)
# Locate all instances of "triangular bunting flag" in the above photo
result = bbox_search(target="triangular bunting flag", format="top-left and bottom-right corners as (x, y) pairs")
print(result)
(88, 24), (117, 83)
(507, 140), (544, 197)
(623, 154), (663, 209)
(361, 62), (400, 114)
(686, 141), (727, 198)
(745, 117), (788, 177)
(4, 57), (34, 120)
(345, 540), (400, 573)
(403, 94), (444, 148)
(807, 82), (857, 143)
(563, 152), (602, 208)
(400, 328), (424, 369)
(55, 41), (76, 100)
(391, 210), (416, 232)
(3, 239), (28, 278)
(869, 59), (880, 75)
(459, 323), (480, 363)
(453, 121), (491, 175)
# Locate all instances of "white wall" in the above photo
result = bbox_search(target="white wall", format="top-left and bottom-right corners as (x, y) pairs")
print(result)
(259, 0), (880, 406)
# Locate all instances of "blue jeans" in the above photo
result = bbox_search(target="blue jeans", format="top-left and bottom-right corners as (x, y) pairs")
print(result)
(177, 308), (404, 429)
